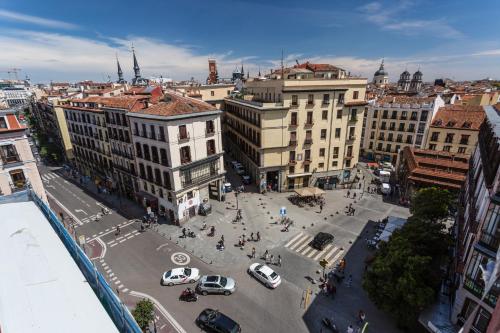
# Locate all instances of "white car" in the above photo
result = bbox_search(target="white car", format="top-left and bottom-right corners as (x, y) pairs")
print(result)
(248, 263), (281, 288)
(161, 267), (200, 286)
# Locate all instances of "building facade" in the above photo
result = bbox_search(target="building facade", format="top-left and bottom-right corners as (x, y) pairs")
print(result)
(127, 93), (225, 223)
(372, 60), (389, 87)
(425, 105), (486, 156)
(451, 104), (500, 333)
(224, 62), (367, 191)
(175, 83), (235, 109)
(0, 109), (46, 201)
(363, 95), (445, 163)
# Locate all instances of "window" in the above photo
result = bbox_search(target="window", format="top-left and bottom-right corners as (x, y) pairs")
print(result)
(290, 112), (298, 126)
(397, 134), (403, 142)
(458, 147), (466, 154)
(139, 163), (146, 178)
(406, 135), (413, 144)
(142, 124), (147, 137)
(151, 146), (159, 163)
(338, 93), (344, 104)
(291, 95), (298, 106)
(386, 144), (392, 152)
(146, 165), (153, 182)
(369, 142), (373, 149)
(443, 145), (451, 152)
(155, 168), (162, 185)
(332, 161), (338, 167)
(395, 145), (400, 152)
(381, 122), (386, 130)
(9, 169), (26, 188)
(400, 111), (407, 120)
(377, 143), (383, 151)
(206, 139), (216, 155)
(210, 91), (214, 96)
(206, 120), (215, 134)
(322, 94), (329, 104)
(420, 110), (429, 122)
(158, 126), (166, 141)
(382, 110), (388, 119)
(429, 144), (437, 150)
(332, 147), (339, 158)
(345, 159), (351, 168)
(290, 131), (297, 145)
(307, 94), (314, 105)
(318, 162), (324, 169)
(319, 148), (325, 157)
(337, 110), (342, 119)
(289, 150), (296, 162)
(335, 128), (341, 138)
(134, 122), (139, 135)
(431, 132), (439, 141)
(398, 123), (405, 131)
(445, 133), (454, 143)
(460, 134), (470, 145)
(391, 110), (397, 119)
(373, 109), (378, 118)
(372, 121), (376, 129)
(149, 125), (156, 140)
(353, 91), (359, 99)
(320, 129), (327, 139)
(305, 130), (312, 144)
(178, 125), (189, 140)
(143, 144), (151, 160)
(135, 142), (142, 158)
(322, 110), (328, 120)
(180, 146), (191, 164)
(370, 132), (375, 139)
(306, 111), (313, 125)
(304, 164), (310, 173)
(410, 111), (418, 120)
(0, 117), (7, 128)
(0, 144), (19, 164)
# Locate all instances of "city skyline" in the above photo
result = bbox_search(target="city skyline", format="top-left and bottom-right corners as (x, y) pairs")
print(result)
(1, 0), (500, 82)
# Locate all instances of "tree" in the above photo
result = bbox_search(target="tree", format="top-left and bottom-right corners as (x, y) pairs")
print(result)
(410, 187), (453, 221)
(132, 298), (154, 332)
(363, 217), (451, 329)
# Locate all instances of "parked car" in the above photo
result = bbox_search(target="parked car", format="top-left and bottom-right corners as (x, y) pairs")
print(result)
(242, 175), (251, 185)
(196, 275), (236, 296)
(196, 308), (241, 333)
(311, 232), (334, 250)
(248, 263), (281, 288)
(161, 267), (200, 286)
(224, 182), (233, 193)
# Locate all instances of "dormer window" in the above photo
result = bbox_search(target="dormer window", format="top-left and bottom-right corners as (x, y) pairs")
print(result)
(433, 119), (442, 126)
(462, 121), (471, 128)
(446, 121), (455, 127)
(0, 116), (7, 129)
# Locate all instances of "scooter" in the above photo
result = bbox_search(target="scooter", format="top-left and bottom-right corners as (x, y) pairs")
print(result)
(179, 289), (198, 302)
(187, 231), (196, 238)
(322, 318), (339, 332)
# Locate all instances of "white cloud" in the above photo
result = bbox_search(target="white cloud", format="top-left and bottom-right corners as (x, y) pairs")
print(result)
(0, 9), (78, 29)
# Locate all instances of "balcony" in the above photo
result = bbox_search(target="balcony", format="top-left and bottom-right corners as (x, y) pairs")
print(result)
(1, 153), (21, 165)
(348, 116), (358, 123)
(304, 121), (314, 127)
(347, 135), (356, 141)
(460, 139), (469, 145)
(479, 231), (500, 252)
(289, 140), (298, 147)
(304, 138), (313, 145)
(463, 276), (498, 308)
(178, 133), (190, 143)
(206, 128), (215, 136)
(345, 155), (353, 160)
(290, 102), (298, 108)
(288, 159), (297, 165)
(303, 158), (312, 164)
(322, 100), (330, 106)
(181, 157), (192, 165)
(289, 122), (298, 128)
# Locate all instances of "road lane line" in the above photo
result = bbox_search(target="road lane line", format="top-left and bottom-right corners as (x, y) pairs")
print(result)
(130, 291), (187, 333)
(119, 239), (127, 243)
(323, 246), (339, 261)
(118, 284), (124, 289)
(314, 244), (333, 261)
(110, 243), (118, 248)
(109, 273), (115, 277)
(307, 249), (318, 258)
(92, 234), (97, 238)
(86, 220), (138, 243)
(111, 277), (117, 281)
(122, 288), (129, 293)
(45, 191), (83, 225)
(285, 232), (304, 247)
(295, 237), (312, 252)
(327, 251), (344, 267)
(127, 235), (134, 239)
(114, 280), (121, 285)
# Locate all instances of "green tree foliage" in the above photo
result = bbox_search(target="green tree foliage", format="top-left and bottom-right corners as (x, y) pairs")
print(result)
(410, 187), (453, 221)
(363, 217), (450, 328)
(132, 299), (154, 331)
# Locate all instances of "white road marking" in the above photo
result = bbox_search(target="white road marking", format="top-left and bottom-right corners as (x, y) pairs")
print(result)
(156, 243), (170, 251)
(119, 239), (126, 243)
(300, 246), (313, 256)
(118, 284), (124, 289)
(75, 209), (88, 215)
(99, 259), (104, 263)
(109, 273), (115, 277)
(108, 240), (117, 245)
(86, 219), (137, 243)
(127, 235), (134, 239)
(111, 277), (117, 281)
(314, 244), (333, 261)
(130, 291), (187, 333)
(110, 243), (118, 248)
(306, 249), (318, 258)
(96, 237), (107, 259)
(114, 280), (121, 285)
(327, 251), (344, 267)
(285, 232), (304, 247)
(295, 237), (312, 252)
(106, 269), (112, 274)
(323, 246), (340, 262)
(45, 191), (84, 226)
(122, 288), (129, 293)
(288, 235), (310, 250)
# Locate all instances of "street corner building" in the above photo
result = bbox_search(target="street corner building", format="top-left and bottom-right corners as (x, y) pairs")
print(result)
(0, 108), (46, 201)
(222, 62), (367, 192)
(127, 92), (225, 224)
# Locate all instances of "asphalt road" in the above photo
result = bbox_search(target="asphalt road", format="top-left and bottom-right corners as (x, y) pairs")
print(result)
(40, 165), (310, 333)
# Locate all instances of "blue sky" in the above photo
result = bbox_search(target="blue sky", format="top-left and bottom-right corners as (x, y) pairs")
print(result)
(1, 0), (499, 83)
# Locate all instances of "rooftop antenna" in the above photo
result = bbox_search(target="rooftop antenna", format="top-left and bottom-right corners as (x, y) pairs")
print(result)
(281, 49), (284, 77)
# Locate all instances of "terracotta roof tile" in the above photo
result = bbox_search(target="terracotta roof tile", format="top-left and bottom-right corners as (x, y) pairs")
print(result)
(430, 105), (485, 130)
(129, 93), (216, 117)
(345, 101), (368, 106)
(377, 95), (435, 105)
(70, 96), (148, 110)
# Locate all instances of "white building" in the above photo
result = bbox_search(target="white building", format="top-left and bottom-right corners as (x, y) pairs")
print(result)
(2, 87), (32, 107)
(372, 60), (389, 87)
(127, 92), (225, 224)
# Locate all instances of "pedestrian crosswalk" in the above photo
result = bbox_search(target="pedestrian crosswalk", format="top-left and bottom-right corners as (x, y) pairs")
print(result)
(41, 172), (60, 183)
(107, 230), (142, 248)
(284, 232), (344, 267)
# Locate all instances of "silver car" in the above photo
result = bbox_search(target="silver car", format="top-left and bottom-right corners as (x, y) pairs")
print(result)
(196, 275), (236, 296)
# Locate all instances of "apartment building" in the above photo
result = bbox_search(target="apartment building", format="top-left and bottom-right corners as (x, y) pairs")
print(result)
(425, 105), (486, 156)
(103, 96), (150, 199)
(224, 62), (367, 191)
(127, 93), (224, 223)
(175, 83), (235, 109)
(363, 95), (445, 164)
(64, 97), (114, 185)
(0, 109), (46, 201)
(453, 92), (500, 106)
(451, 104), (499, 333)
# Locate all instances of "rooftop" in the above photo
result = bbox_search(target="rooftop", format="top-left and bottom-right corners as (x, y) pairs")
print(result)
(376, 95), (436, 105)
(0, 112), (26, 133)
(0, 199), (119, 333)
(69, 95), (148, 111)
(128, 92), (217, 118)
(430, 105), (485, 130)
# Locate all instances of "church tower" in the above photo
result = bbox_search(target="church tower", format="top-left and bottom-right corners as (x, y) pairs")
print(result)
(372, 59), (389, 87)
(410, 69), (423, 92)
(397, 69), (411, 92)
(116, 56), (125, 84)
(131, 47), (148, 86)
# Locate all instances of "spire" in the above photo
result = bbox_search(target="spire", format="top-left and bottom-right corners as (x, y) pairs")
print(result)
(116, 55), (125, 83)
(241, 63), (244, 75)
(132, 46), (141, 79)
(258, 66), (261, 77)
(379, 58), (385, 70)
(247, 70), (249, 79)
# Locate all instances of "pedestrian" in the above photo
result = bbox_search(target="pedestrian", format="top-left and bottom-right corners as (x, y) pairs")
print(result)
(264, 249), (268, 260)
(358, 310), (366, 325)
(221, 235), (225, 243)
(116, 225), (121, 236)
(256, 231), (261, 241)
(251, 247), (256, 258)
(182, 227), (186, 238)
(347, 274), (352, 287)
(250, 232), (254, 241)
(270, 254), (275, 265)
(319, 203), (323, 213)
(359, 183), (362, 189)
(347, 324), (354, 333)
(347, 190), (350, 198)
(353, 192), (357, 199)
(277, 255), (282, 267)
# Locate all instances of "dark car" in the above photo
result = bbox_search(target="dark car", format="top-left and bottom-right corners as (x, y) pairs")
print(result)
(196, 308), (241, 333)
(311, 232), (334, 250)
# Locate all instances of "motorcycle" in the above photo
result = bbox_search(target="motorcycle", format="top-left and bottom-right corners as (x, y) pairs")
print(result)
(179, 289), (198, 302)
(322, 318), (338, 332)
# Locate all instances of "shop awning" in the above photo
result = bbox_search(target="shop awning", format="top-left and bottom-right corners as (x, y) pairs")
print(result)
(294, 187), (325, 197)
(287, 172), (312, 178)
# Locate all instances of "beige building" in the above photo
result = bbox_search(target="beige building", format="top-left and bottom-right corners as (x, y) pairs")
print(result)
(362, 95), (445, 164)
(453, 92), (499, 106)
(424, 105), (486, 155)
(175, 83), (235, 109)
(127, 93), (225, 223)
(0, 109), (46, 201)
(224, 62), (367, 191)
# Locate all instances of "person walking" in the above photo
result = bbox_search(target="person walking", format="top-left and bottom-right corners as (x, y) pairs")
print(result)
(182, 227), (186, 238)
(251, 247), (256, 258)
(116, 225), (121, 236)
(347, 324), (354, 333)
(358, 310), (366, 325)
(347, 190), (350, 198)
(263, 249), (269, 261)
(319, 203), (323, 213)
(250, 232), (254, 241)
(347, 274), (353, 288)
(277, 255), (282, 267)
(270, 254), (275, 265)
(256, 231), (261, 241)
